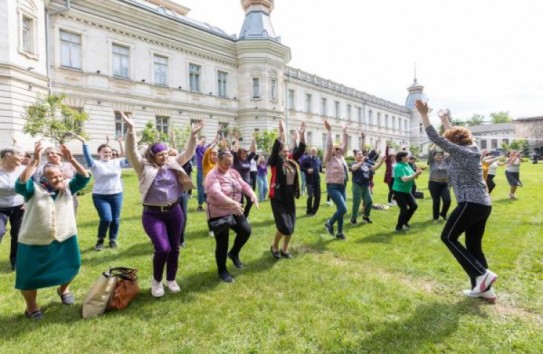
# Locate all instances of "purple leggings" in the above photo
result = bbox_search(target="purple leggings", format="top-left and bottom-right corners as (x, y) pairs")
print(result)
(142, 205), (184, 282)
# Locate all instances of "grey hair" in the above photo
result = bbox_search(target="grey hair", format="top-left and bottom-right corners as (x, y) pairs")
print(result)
(0, 145), (24, 159)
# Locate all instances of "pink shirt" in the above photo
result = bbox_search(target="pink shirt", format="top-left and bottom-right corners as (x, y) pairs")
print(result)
(205, 167), (253, 218)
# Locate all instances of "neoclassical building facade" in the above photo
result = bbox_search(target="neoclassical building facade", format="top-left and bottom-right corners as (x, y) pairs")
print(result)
(1, 0), (427, 154)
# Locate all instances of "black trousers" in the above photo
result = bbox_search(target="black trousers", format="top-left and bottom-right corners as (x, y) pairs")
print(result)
(486, 175), (496, 194)
(440, 202), (491, 285)
(393, 191), (418, 229)
(306, 183), (321, 214)
(428, 181), (451, 219)
(387, 180), (395, 203)
(210, 214), (251, 274)
(0, 205), (24, 268)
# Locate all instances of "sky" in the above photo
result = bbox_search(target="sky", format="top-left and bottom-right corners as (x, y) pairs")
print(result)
(181, 0), (542, 121)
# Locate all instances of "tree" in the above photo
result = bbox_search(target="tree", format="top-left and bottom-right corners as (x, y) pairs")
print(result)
(489, 111), (512, 124)
(466, 114), (485, 127)
(509, 140), (521, 151)
(170, 125), (192, 149)
(520, 139), (530, 157)
(409, 144), (421, 157)
(23, 94), (88, 144)
(138, 121), (168, 146)
(254, 129), (278, 154)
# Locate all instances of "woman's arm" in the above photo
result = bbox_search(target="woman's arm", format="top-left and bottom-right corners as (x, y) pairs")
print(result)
(74, 134), (95, 168)
(60, 144), (89, 178)
(117, 136), (125, 157)
(176, 121), (203, 166)
(121, 112), (145, 173)
(18, 141), (43, 183)
(323, 120), (333, 162)
(205, 170), (244, 215)
(371, 157), (385, 171)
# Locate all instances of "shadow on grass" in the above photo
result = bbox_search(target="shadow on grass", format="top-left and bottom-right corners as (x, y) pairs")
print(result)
(80, 241), (152, 268)
(351, 299), (490, 352)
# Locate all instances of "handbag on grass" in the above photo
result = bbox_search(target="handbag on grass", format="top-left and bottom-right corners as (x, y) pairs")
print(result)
(82, 270), (119, 319)
(106, 267), (140, 311)
(209, 214), (237, 234)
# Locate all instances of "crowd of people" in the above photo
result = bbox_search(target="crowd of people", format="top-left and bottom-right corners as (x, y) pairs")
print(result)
(1, 105), (533, 319)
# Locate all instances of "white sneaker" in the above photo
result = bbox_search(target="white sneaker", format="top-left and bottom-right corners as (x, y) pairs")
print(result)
(151, 279), (164, 298)
(165, 280), (181, 293)
(209, 230), (215, 237)
(388, 202), (396, 206)
(473, 270), (498, 294)
(326, 201), (333, 206)
(463, 287), (497, 302)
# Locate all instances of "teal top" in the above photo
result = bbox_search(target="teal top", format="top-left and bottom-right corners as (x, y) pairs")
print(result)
(16, 173), (90, 201)
(392, 162), (415, 193)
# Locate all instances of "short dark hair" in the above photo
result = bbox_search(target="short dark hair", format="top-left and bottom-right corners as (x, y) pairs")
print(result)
(395, 151), (409, 162)
(97, 144), (111, 153)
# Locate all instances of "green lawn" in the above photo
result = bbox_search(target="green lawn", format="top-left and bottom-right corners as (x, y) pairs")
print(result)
(0, 163), (542, 353)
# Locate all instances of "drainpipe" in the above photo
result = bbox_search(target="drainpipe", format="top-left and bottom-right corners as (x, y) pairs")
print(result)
(45, 0), (72, 95)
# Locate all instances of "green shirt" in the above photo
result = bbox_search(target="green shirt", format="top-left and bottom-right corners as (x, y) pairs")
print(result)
(392, 162), (415, 193)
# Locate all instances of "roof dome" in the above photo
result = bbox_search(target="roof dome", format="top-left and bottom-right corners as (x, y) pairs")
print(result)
(239, 0), (279, 41)
(405, 79), (428, 110)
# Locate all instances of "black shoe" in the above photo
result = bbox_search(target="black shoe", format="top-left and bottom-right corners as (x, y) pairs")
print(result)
(336, 233), (346, 241)
(10, 262), (15, 271)
(270, 246), (281, 260)
(228, 252), (243, 269)
(440, 214), (448, 221)
(324, 222), (334, 236)
(109, 241), (118, 249)
(94, 240), (104, 251)
(362, 216), (373, 224)
(395, 227), (404, 232)
(280, 250), (292, 259)
(350, 218), (357, 225)
(218, 272), (235, 283)
(197, 206), (204, 212)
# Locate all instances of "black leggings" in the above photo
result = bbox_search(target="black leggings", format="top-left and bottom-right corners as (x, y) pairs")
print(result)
(387, 180), (395, 203)
(393, 191), (418, 229)
(440, 202), (491, 286)
(486, 175), (496, 194)
(210, 214), (251, 274)
(428, 181), (451, 219)
(0, 206), (24, 267)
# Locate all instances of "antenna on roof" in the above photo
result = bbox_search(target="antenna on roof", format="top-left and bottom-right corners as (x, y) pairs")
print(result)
(413, 62), (417, 83)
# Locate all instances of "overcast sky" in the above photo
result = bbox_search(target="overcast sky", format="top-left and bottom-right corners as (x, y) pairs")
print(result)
(181, 0), (542, 121)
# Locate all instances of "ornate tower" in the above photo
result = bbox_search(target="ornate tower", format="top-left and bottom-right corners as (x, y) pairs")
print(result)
(236, 0), (291, 138)
(405, 77), (430, 150)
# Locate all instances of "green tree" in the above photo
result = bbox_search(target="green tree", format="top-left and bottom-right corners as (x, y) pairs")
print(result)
(466, 114), (485, 127)
(23, 94), (88, 144)
(520, 139), (530, 157)
(489, 111), (512, 124)
(409, 144), (421, 157)
(170, 125), (192, 150)
(139, 121), (168, 146)
(509, 140), (521, 151)
(254, 129), (278, 154)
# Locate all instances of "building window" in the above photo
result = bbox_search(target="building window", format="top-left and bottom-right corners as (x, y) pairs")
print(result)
(270, 78), (277, 100)
(368, 110), (373, 125)
(153, 55), (168, 86)
(156, 116), (169, 135)
(419, 123), (423, 133)
(189, 64), (201, 92)
(307, 131), (313, 146)
(491, 139), (498, 149)
(480, 140), (487, 149)
(114, 111), (129, 138)
(288, 89), (295, 109)
(252, 77), (260, 98)
(321, 97), (327, 116)
(347, 135), (352, 151)
(112, 44), (130, 78)
(322, 133), (327, 149)
(60, 30), (81, 69)
(347, 104), (352, 121)
(22, 16), (35, 54)
(404, 119), (408, 132)
(305, 94), (312, 113)
(217, 71), (228, 97)
(385, 114), (389, 128)
(357, 107), (362, 124)
(335, 101), (340, 118)
(377, 113), (381, 127)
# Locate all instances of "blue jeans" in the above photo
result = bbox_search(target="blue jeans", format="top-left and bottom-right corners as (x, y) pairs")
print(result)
(327, 183), (347, 233)
(257, 175), (268, 202)
(92, 193), (123, 242)
(197, 168), (205, 206)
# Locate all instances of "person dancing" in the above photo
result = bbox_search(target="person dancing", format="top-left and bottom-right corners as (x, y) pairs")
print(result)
(350, 150), (384, 225)
(416, 100), (498, 302)
(427, 147), (451, 221)
(323, 120), (348, 240)
(392, 151), (422, 232)
(122, 112), (200, 298)
(300, 147), (322, 216)
(504, 150), (524, 199)
(269, 120), (305, 259)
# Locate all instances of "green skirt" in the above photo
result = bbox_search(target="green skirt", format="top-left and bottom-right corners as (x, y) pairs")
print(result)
(15, 236), (81, 291)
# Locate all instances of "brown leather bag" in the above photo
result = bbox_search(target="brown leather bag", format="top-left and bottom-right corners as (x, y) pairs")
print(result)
(106, 267), (140, 311)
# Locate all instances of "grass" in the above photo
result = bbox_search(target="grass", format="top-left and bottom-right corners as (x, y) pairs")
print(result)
(0, 163), (542, 353)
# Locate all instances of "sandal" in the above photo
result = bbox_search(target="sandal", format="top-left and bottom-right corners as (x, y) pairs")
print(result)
(24, 309), (43, 320)
(57, 288), (75, 305)
(270, 246), (281, 260)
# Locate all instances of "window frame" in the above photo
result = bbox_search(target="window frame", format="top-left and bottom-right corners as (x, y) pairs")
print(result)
(189, 63), (202, 92)
(60, 30), (82, 69)
(153, 54), (169, 86)
(112, 43), (130, 79)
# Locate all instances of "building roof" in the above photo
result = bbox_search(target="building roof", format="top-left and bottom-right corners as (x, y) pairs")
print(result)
(469, 122), (515, 134)
(405, 79), (428, 110)
(515, 115), (543, 121)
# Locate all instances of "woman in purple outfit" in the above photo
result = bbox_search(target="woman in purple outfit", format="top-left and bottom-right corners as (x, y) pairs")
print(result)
(121, 112), (202, 298)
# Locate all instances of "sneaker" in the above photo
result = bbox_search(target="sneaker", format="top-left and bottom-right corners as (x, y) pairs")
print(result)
(509, 194), (517, 200)
(336, 233), (346, 241)
(388, 201), (397, 206)
(463, 287), (497, 303)
(395, 227), (404, 233)
(473, 270), (498, 294)
(165, 280), (181, 293)
(324, 222), (334, 236)
(209, 230), (215, 237)
(180, 242), (186, 248)
(403, 224), (411, 230)
(228, 252), (243, 269)
(109, 241), (118, 249)
(94, 240), (104, 251)
(218, 272), (235, 283)
(151, 279), (165, 298)
(362, 216), (373, 224)
(350, 218), (357, 225)
(326, 201), (333, 206)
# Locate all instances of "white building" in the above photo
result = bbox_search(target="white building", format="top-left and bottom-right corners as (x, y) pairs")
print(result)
(470, 123), (515, 151)
(1, 0), (427, 154)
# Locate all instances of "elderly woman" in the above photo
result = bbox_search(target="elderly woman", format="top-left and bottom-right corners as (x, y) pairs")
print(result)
(231, 135), (256, 218)
(121, 112), (200, 298)
(0, 146), (27, 270)
(268, 120), (305, 259)
(350, 149), (384, 225)
(417, 100), (498, 302)
(75, 135), (126, 250)
(205, 150), (258, 282)
(15, 141), (90, 320)
(427, 148), (451, 221)
(256, 155), (268, 203)
(323, 120), (349, 240)
(392, 151), (422, 232)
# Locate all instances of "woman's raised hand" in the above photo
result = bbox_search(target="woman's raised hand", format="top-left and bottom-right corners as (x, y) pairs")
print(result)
(120, 112), (135, 129)
(298, 121), (306, 136)
(60, 144), (74, 162)
(415, 100), (429, 115)
(324, 119), (331, 131)
(191, 120), (204, 136)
